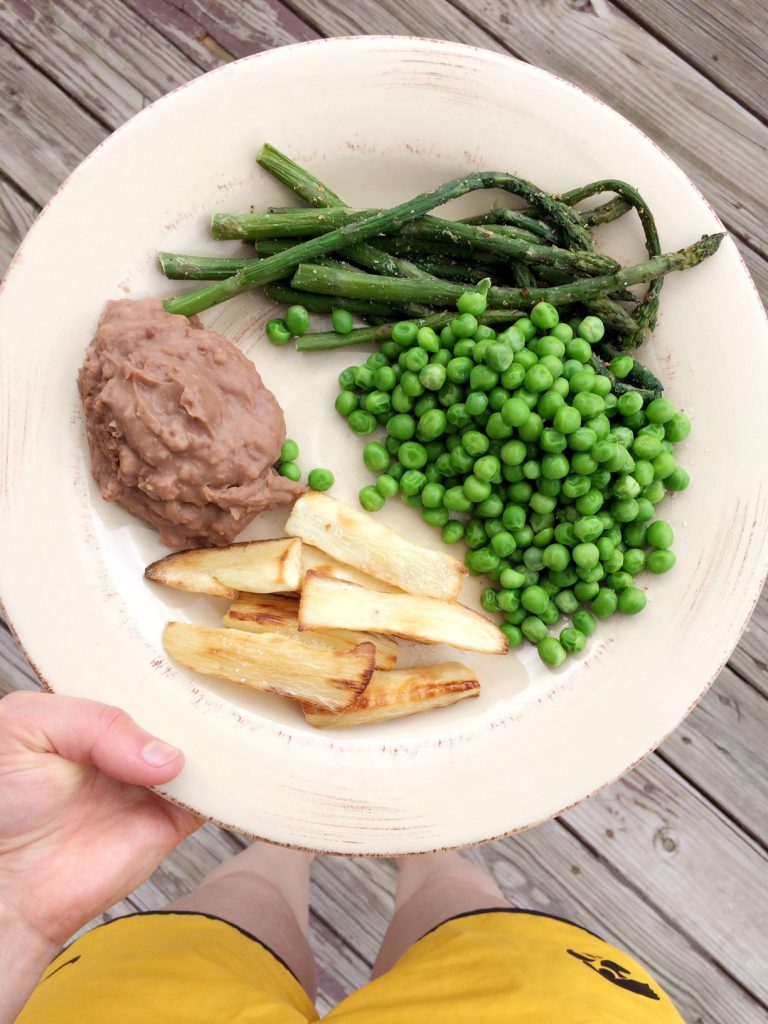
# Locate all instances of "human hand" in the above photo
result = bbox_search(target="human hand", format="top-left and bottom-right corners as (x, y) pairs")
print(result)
(0, 691), (201, 954)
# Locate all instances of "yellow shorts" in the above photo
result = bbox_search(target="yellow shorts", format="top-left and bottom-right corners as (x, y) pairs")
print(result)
(19, 909), (684, 1023)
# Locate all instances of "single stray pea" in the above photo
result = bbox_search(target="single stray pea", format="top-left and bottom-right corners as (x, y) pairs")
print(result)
(277, 461), (301, 481)
(280, 438), (299, 462)
(308, 468), (334, 492)
(266, 318), (291, 345)
(284, 304), (310, 336)
(332, 308), (354, 334)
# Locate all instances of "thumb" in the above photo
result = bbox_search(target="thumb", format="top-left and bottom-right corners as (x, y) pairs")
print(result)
(1, 691), (186, 787)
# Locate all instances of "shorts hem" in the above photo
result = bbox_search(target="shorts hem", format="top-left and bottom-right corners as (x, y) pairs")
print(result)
(420, 907), (606, 945)
(55, 910), (301, 985)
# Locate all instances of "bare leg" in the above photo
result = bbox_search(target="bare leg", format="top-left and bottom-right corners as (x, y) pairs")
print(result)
(166, 843), (317, 999)
(372, 851), (511, 978)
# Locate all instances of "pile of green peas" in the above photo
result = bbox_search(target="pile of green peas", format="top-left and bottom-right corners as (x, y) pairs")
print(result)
(334, 286), (691, 666)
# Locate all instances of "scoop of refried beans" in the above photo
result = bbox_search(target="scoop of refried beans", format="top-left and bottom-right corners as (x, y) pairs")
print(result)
(78, 298), (303, 548)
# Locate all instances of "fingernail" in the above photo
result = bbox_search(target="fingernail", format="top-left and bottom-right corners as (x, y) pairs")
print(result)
(141, 739), (182, 767)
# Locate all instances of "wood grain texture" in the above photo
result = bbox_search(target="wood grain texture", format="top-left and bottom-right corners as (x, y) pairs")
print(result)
(123, 0), (317, 68)
(563, 756), (768, 1000)
(660, 664), (768, 847)
(729, 586), (768, 699)
(0, 37), (104, 205)
(617, 0), (768, 117)
(0, 177), (37, 277)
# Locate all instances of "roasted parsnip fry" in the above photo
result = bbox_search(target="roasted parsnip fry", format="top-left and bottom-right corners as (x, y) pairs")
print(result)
(303, 662), (480, 728)
(163, 621), (374, 711)
(145, 538), (302, 599)
(299, 573), (508, 655)
(223, 592), (398, 670)
(285, 492), (466, 600)
(301, 544), (401, 593)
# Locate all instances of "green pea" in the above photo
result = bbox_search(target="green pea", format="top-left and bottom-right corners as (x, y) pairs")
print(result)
(572, 542), (600, 569)
(419, 409), (448, 440)
(381, 340), (401, 361)
(474, 454), (501, 483)
(487, 530), (514, 559)
(519, 585), (548, 615)
(469, 364), (499, 392)
(560, 626), (587, 654)
(646, 520), (674, 549)
(645, 397), (675, 424)
(442, 520), (465, 544)
(621, 548), (645, 575)
(481, 342), (512, 372)
(390, 385), (412, 413)
(569, 369), (596, 394)
(500, 363), (527, 390)
(575, 315), (604, 343)
(496, 568), (523, 592)
(481, 587), (501, 613)
(266, 317), (291, 345)
(524, 364), (554, 394)
(652, 452), (677, 480)
(665, 412), (692, 443)
(463, 475), (492, 503)
(331, 308), (354, 334)
(573, 581), (599, 603)
(359, 485), (384, 511)
(537, 391), (565, 421)
(530, 301), (559, 330)
(486, 412), (513, 439)
(450, 312), (479, 338)
(488, 387), (511, 412)
(518, 412), (543, 443)
(398, 441), (428, 469)
(400, 469), (427, 496)
(450, 446), (475, 475)
(645, 549), (675, 574)
(574, 490), (604, 516)
(530, 491), (557, 514)
(419, 363), (447, 392)
(618, 586), (647, 614)
(278, 438), (298, 463)
(364, 390), (391, 417)
(403, 494), (423, 509)
(348, 410), (377, 435)
(376, 474), (399, 498)
(387, 414), (416, 440)
(591, 587), (618, 618)
(277, 461), (301, 481)
(391, 321), (417, 347)
(308, 467), (334, 492)
(666, 466), (690, 491)
(464, 391), (487, 418)
(373, 365), (397, 391)
(572, 392), (605, 419)
(606, 571), (633, 591)
(422, 506), (449, 528)
(609, 355), (634, 379)
(521, 615), (548, 643)
(643, 480), (667, 504)
(569, 610), (594, 637)
(537, 637), (566, 666)
(564, 337), (592, 363)
(420, 482), (445, 509)
(338, 366), (357, 390)
(508, 482), (534, 505)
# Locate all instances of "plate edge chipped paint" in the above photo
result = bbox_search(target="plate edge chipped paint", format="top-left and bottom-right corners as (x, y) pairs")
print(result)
(1, 36), (768, 854)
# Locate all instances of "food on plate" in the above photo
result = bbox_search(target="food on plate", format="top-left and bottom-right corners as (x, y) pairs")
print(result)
(162, 621), (374, 712)
(285, 491), (467, 600)
(223, 592), (398, 669)
(78, 298), (302, 548)
(299, 571), (509, 655)
(161, 145), (722, 322)
(151, 143), (715, 666)
(302, 662), (480, 728)
(145, 538), (303, 598)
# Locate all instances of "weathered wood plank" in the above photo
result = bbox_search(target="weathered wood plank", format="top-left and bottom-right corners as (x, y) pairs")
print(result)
(729, 584), (768, 699)
(563, 756), (768, 1001)
(287, 0), (768, 261)
(0, 0), (201, 128)
(660, 664), (768, 847)
(123, 0), (317, 69)
(0, 176), (38, 277)
(456, 0), (768, 260)
(0, 37), (104, 205)
(0, 619), (43, 693)
(617, 0), (768, 116)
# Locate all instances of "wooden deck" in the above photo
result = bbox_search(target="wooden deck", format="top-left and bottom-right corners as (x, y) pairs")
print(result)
(1, 2), (766, 1019)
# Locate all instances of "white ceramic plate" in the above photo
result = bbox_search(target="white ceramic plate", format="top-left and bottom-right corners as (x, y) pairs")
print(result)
(1, 37), (767, 854)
